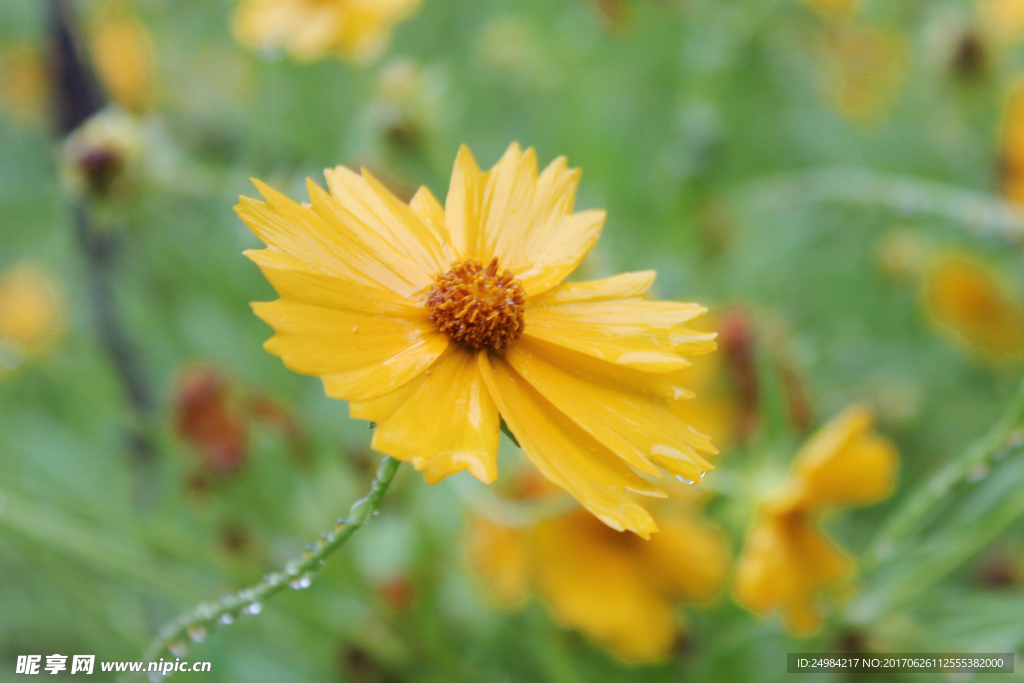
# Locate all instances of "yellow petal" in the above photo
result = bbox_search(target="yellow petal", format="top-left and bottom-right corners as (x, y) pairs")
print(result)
(479, 352), (664, 537)
(442, 144), (606, 298)
(493, 153), (581, 268)
(245, 248), (424, 319)
(348, 380), (416, 424)
(638, 513), (729, 603)
(924, 255), (1024, 358)
(236, 180), (425, 296)
(505, 341), (715, 481)
(734, 506), (851, 635)
(409, 185), (450, 248)
(534, 511), (678, 663)
(515, 209), (606, 297)
(791, 406), (898, 511)
(322, 167), (449, 275)
(465, 516), (531, 609)
(90, 15), (153, 113)
(444, 145), (490, 261)
(252, 300), (447, 401)
(303, 177), (434, 293)
(528, 336), (696, 401)
(477, 143), (540, 260)
(370, 348), (500, 484)
(523, 299), (715, 372)
(531, 271), (657, 305)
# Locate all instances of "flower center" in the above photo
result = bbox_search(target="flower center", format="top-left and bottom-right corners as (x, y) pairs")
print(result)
(426, 258), (526, 353)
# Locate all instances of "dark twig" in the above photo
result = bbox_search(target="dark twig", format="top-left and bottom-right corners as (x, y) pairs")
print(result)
(49, 0), (158, 482)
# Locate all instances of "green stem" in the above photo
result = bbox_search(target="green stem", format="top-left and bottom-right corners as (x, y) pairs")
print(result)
(730, 166), (1024, 243)
(126, 457), (401, 681)
(866, 378), (1024, 568)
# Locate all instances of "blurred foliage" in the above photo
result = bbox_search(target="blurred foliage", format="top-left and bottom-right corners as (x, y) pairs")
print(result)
(4, 0), (1024, 681)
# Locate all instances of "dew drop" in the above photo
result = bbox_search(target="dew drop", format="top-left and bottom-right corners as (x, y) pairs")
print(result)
(168, 641), (188, 657)
(1008, 428), (1024, 450)
(147, 671), (166, 682)
(676, 476), (696, 485)
(290, 573), (313, 590)
(245, 603), (262, 615)
(219, 613), (234, 625)
(285, 560), (301, 575)
(186, 626), (207, 643)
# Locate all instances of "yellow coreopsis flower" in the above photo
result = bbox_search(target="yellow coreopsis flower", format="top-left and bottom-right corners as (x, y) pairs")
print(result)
(0, 44), (50, 126)
(0, 263), (64, 367)
(232, 0), (420, 62)
(1001, 80), (1024, 206)
(467, 493), (728, 662)
(817, 24), (909, 125)
(90, 13), (155, 114)
(734, 406), (897, 634)
(236, 143), (717, 536)
(923, 254), (1024, 359)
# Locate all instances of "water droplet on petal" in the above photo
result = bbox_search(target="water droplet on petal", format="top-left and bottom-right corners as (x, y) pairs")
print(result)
(186, 626), (207, 643)
(219, 613), (234, 625)
(676, 475), (696, 485)
(245, 603), (262, 615)
(290, 573), (313, 590)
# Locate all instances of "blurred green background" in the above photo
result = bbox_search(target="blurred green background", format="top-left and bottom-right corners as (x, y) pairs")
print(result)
(4, 0), (1024, 680)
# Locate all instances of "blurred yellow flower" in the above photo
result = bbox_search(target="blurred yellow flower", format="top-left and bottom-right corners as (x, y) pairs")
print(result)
(90, 13), (155, 114)
(980, 0), (1024, 45)
(734, 406), (897, 634)
(0, 263), (64, 367)
(233, 0), (420, 62)
(0, 44), (49, 126)
(818, 25), (909, 124)
(806, 0), (860, 16)
(467, 496), (728, 662)
(236, 143), (717, 537)
(923, 254), (1024, 359)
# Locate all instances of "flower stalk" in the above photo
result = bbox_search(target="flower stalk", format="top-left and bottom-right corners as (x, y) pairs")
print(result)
(126, 456), (401, 682)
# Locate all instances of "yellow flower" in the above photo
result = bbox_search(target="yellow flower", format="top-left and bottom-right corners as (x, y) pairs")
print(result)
(734, 406), (897, 634)
(467, 495), (728, 662)
(923, 254), (1024, 359)
(817, 24), (909, 125)
(806, 0), (859, 16)
(232, 0), (420, 62)
(0, 43), (50, 126)
(236, 143), (717, 536)
(90, 13), (155, 114)
(0, 263), (64, 367)
(980, 0), (1024, 45)
(1001, 80), (1024, 206)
